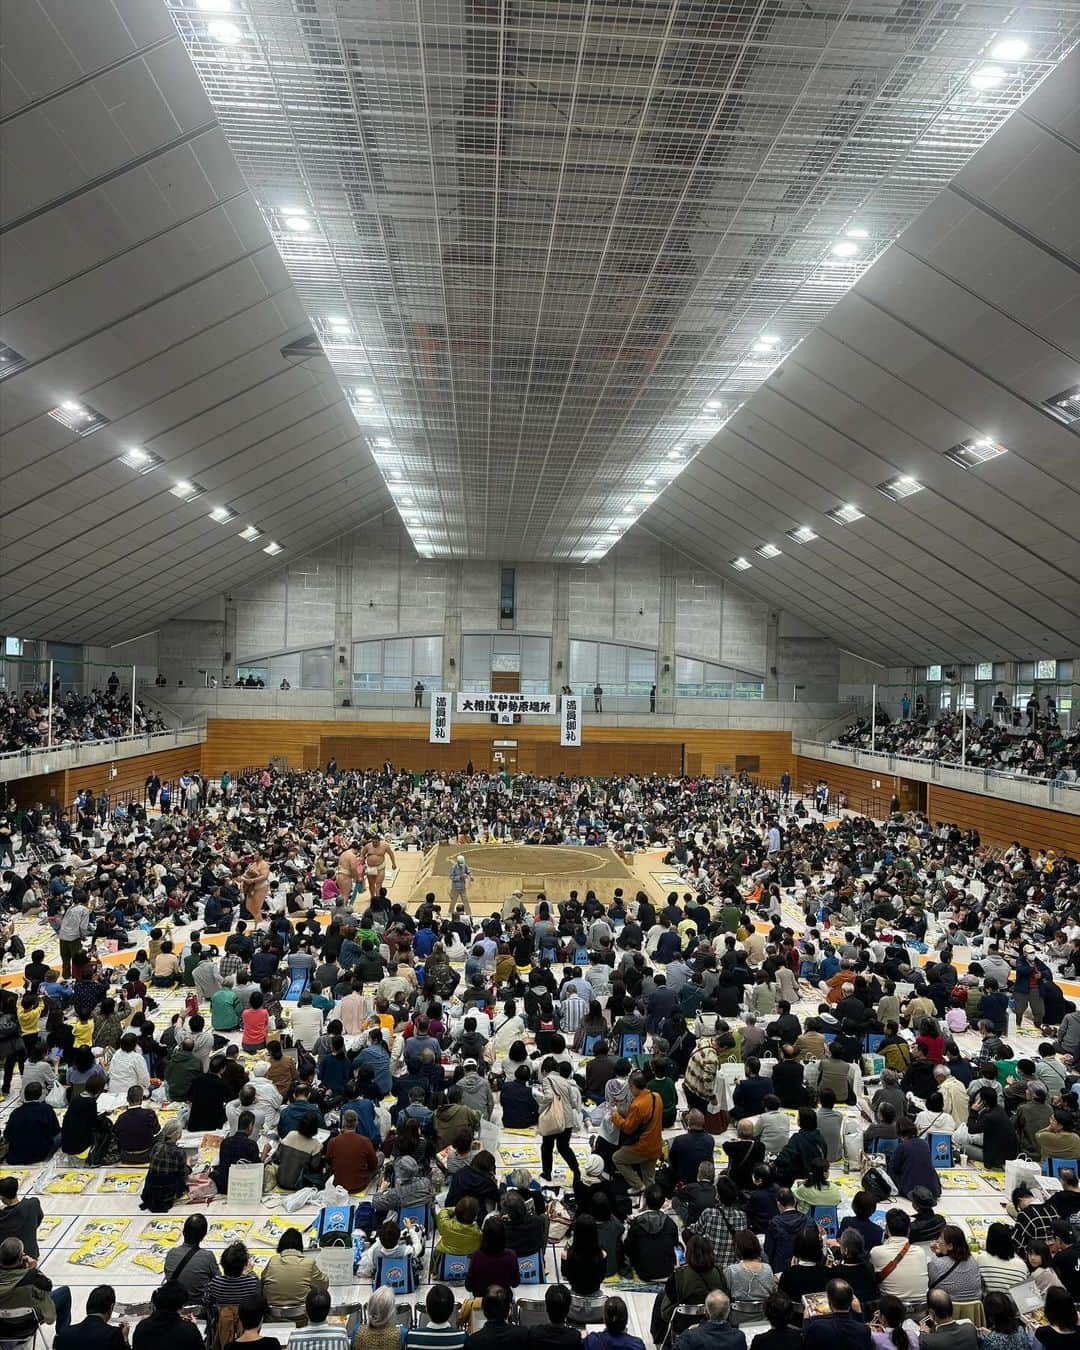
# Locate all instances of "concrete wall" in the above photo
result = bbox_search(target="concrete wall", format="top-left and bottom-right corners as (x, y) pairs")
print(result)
(149, 518), (779, 688)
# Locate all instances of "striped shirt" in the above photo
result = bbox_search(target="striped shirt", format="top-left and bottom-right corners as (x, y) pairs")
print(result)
(287, 1327), (351, 1350)
(406, 1326), (467, 1350)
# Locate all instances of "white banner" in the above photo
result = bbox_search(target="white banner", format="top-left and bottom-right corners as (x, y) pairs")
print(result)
(429, 691), (452, 743)
(561, 693), (582, 747)
(456, 693), (556, 715)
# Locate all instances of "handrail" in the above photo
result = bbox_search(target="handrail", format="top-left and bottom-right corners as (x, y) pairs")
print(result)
(799, 737), (1080, 796)
(0, 726), (203, 768)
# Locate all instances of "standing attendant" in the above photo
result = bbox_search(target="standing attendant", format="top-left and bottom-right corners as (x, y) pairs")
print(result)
(414, 681), (426, 708)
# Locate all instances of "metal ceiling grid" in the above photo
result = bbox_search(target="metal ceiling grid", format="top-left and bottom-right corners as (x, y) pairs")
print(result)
(645, 53), (1080, 665)
(0, 0), (394, 646)
(166, 0), (1080, 563)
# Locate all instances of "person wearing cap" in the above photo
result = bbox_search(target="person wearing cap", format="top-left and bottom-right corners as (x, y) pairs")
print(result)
(457, 1060), (495, 1117)
(373, 1154), (434, 1216)
(449, 855), (473, 903)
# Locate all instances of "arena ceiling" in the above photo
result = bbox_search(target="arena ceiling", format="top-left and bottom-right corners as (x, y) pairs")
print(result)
(1, 0), (1078, 662)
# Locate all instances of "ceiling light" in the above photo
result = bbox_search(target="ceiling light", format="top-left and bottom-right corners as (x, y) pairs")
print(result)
(826, 502), (865, 525)
(0, 342), (27, 378)
(756, 543), (782, 558)
(283, 215), (311, 232)
(327, 315), (348, 327)
(239, 525), (264, 542)
(704, 400), (723, 411)
(730, 557), (752, 571)
(991, 37), (1028, 59)
(209, 505), (237, 523)
(206, 18), (242, 43)
(399, 497), (413, 507)
(169, 479), (205, 502)
(375, 437), (393, 448)
(758, 335), (778, 347)
(1044, 385), (1080, 425)
(831, 240), (860, 258)
(354, 387), (375, 401)
(667, 450), (682, 460)
(119, 447), (162, 474)
(48, 400), (109, 435)
(263, 541), (283, 555)
(786, 525), (818, 544)
(970, 64), (1006, 89)
(877, 475), (924, 501)
(751, 340), (776, 355)
(845, 227), (869, 239)
(389, 472), (402, 483)
(944, 436), (1008, 468)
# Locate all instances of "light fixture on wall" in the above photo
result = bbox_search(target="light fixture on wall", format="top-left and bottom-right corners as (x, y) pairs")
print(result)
(448, 657), (456, 669)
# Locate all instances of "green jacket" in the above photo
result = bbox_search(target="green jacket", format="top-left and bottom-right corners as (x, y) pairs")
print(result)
(433, 1208), (482, 1256)
(210, 988), (242, 1031)
(164, 1050), (202, 1102)
(0, 1262), (57, 1328)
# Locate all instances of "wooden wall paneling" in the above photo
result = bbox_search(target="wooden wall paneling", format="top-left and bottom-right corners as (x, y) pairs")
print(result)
(796, 755), (898, 818)
(202, 719), (795, 783)
(5, 769), (67, 808)
(66, 745), (202, 805)
(927, 784), (1080, 855)
(301, 745), (319, 771)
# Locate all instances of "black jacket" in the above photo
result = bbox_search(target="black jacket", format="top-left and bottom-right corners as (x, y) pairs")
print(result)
(623, 1210), (679, 1281)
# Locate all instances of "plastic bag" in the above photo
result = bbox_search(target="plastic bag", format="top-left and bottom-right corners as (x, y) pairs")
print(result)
(284, 1186), (319, 1213)
(316, 1181), (350, 1210)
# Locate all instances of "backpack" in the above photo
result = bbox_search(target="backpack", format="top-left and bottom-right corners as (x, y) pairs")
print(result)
(861, 1167), (897, 1204)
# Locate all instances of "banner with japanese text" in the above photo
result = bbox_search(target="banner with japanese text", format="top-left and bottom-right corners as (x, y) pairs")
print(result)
(429, 691), (452, 743)
(455, 693), (556, 715)
(561, 694), (582, 747)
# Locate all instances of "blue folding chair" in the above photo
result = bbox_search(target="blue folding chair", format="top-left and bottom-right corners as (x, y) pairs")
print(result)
(517, 1252), (546, 1285)
(929, 1134), (953, 1169)
(573, 948), (590, 965)
(373, 1255), (415, 1294)
(399, 1202), (433, 1235)
(867, 1137), (899, 1158)
(580, 1033), (601, 1056)
(799, 960), (818, 980)
(863, 1033), (885, 1054)
(619, 1033), (642, 1057)
(808, 1205), (839, 1240)
(435, 1252), (470, 1284)
(1045, 1157), (1077, 1178)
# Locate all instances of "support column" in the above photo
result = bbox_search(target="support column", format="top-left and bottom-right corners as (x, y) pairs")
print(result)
(765, 612), (779, 700)
(334, 536), (353, 707)
(223, 605), (237, 685)
(656, 546), (676, 714)
(443, 563), (463, 693)
(551, 566), (571, 690)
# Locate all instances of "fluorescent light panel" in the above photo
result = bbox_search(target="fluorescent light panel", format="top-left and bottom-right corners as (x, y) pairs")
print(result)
(119, 447), (162, 474)
(876, 475), (924, 501)
(944, 436), (1008, 468)
(239, 525), (264, 541)
(209, 505), (238, 523)
(730, 556), (752, 571)
(263, 541), (283, 555)
(786, 525), (817, 544)
(169, 480), (206, 502)
(756, 543), (782, 558)
(0, 342), (28, 379)
(1045, 385), (1080, 425)
(826, 503), (865, 524)
(48, 400), (109, 435)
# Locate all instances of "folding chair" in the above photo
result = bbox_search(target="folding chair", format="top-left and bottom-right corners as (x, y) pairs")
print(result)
(619, 1033), (642, 1057)
(0, 1307), (42, 1350)
(580, 1033), (601, 1056)
(373, 1254), (416, 1294)
(660, 1304), (707, 1350)
(867, 1137), (899, 1159)
(1044, 1157), (1076, 1178)
(863, 1033), (885, 1054)
(573, 948), (590, 965)
(516, 1301), (549, 1329)
(517, 1252), (546, 1285)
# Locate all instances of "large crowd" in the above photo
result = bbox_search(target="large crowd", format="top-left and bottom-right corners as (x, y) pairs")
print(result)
(0, 766), (1078, 1350)
(0, 680), (166, 753)
(835, 698), (1079, 783)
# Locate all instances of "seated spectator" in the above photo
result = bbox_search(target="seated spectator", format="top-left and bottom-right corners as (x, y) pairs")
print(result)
(465, 1215), (520, 1295)
(3, 1082), (60, 1164)
(223, 1297), (280, 1350)
(562, 1214), (608, 1298)
(870, 1209), (929, 1303)
(325, 1110), (379, 1193)
(356, 1219), (423, 1280)
(55, 1282), (126, 1350)
(0, 1234), (71, 1338)
(114, 1086), (160, 1163)
(623, 1184), (680, 1282)
(801, 1279), (870, 1350)
(584, 1297), (645, 1350)
(433, 1197), (483, 1262)
(206, 1241), (262, 1310)
(669, 1290), (744, 1350)
(139, 1121), (189, 1212)
(260, 1229), (328, 1307)
(287, 1290), (349, 1350)
(131, 1281), (204, 1350)
(523, 1285), (580, 1350)
(162, 1214), (220, 1298)
(793, 1159), (842, 1214)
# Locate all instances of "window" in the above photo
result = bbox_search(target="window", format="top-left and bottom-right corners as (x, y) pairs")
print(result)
(1036, 659), (1057, 680)
(461, 634), (551, 692)
(4, 637), (22, 656)
(975, 662), (992, 681)
(500, 567), (515, 620)
(350, 637), (444, 692)
(927, 665), (942, 681)
(570, 640), (655, 696)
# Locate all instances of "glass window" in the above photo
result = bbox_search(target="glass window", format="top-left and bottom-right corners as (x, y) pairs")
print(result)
(462, 635), (491, 682)
(677, 656), (704, 696)
(1019, 662), (1035, 680)
(491, 650), (520, 672)
(1013, 685), (1032, 708)
(269, 652), (302, 689)
(570, 640), (598, 686)
(520, 637), (550, 682)
(1037, 659), (1057, 680)
(927, 665), (942, 681)
(597, 643), (626, 685)
(413, 637), (443, 680)
(975, 662), (992, 681)
(235, 663), (268, 686)
(300, 648), (332, 689)
(3, 637), (22, 656)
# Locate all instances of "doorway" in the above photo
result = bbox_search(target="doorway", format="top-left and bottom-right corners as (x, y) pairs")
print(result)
(491, 740), (519, 774)
(899, 778), (926, 813)
(491, 671), (520, 693)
